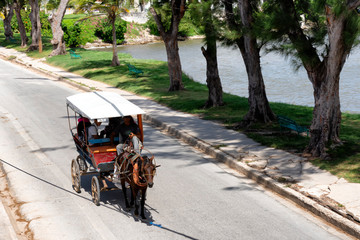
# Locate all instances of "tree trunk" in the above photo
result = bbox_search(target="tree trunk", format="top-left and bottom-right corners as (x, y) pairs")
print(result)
(111, 17), (120, 66)
(201, 43), (223, 108)
(306, 71), (342, 158)
(4, 4), (14, 40)
(150, 2), (185, 91)
(14, 1), (28, 47)
(237, 37), (275, 125)
(164, 35), (184, 91)
(237, 0), (275, 125)
(49, 0), (69, 56)
(201, 0), (223, 108)
(304, 10), (348, 158)
(28, 0), (42, 51)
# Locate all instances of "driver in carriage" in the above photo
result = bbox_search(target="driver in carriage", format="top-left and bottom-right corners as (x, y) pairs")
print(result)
(115, 116), (143, 156)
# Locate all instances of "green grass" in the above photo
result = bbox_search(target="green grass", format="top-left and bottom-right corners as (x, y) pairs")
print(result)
(2, 35), (360, 183)
(63, 14), (87, 20)
(0, 33), (53, 58)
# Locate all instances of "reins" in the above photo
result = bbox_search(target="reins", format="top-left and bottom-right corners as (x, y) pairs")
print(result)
(113, 144), (158, 188)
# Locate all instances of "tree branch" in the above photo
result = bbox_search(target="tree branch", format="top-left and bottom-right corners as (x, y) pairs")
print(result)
(278, 0), (321, 71)
(149, 7), (166, 37)
(347, 0), (360, 10)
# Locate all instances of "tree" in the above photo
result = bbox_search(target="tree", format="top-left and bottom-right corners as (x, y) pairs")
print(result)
(1, 0), (15, 40)
(14, 0), (28, 47)
(76, 0), (127, 66)
(222, 0), (275, 126)
(28, 0), (42, 51)
(48, 0), (69, 56)
(130, 0), (149, 11)
(73, 0), (95, 14)
(261, 0), (360, 158)
(189, 0), (224, 107)
(150, 0), (186, 91)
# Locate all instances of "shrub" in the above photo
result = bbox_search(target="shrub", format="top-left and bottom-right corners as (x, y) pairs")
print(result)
(40, 11), (52, 37)
(62, 18), (97, 47)
(94, 18), (127, 44)
(145, 16), (160, 36)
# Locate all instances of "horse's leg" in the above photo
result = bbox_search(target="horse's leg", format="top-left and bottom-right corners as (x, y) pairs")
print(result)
(140, 188), (147, 219)
(121, 178), (130, 210)
(133, 187), (140, 217)
(129, 185), (135, 207)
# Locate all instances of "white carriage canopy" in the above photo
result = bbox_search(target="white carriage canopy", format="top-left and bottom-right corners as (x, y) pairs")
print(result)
(66, 91), (146, 120)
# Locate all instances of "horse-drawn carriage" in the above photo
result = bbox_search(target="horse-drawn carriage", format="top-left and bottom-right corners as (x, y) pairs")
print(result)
(66, 91), (158, 219)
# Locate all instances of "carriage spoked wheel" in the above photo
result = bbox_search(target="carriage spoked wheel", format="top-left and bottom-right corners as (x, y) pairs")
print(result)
(71, 159), (81, 193)
(91, 176), (101, 206)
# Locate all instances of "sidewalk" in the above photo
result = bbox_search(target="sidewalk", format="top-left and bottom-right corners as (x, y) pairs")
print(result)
(1, 46), (360, 239)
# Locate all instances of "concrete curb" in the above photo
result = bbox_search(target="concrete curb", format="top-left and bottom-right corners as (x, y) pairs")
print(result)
(1, 50), (360, 239)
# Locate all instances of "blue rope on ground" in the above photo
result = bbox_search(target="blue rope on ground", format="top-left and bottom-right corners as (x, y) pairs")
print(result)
(150, 222), (162, 228)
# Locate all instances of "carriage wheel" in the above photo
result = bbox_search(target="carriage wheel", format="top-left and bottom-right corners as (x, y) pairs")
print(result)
(76, 155), (87, 173)
(71, 159), (81, 193)
(91, 176), (101, 206)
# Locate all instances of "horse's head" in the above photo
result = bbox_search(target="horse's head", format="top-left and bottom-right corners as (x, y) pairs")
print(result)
(142, 156), (160, 188)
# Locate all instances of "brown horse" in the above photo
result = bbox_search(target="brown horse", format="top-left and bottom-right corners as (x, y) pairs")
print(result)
(115, 151), (158, 219)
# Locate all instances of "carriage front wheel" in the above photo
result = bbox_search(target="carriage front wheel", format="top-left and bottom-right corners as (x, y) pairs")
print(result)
(71, 159), (81, 193)
(91, 176), (101, 206)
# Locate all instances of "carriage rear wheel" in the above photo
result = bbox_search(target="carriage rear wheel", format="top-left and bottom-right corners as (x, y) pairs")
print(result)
(71, 159), (81, 193)
(91, 176), (101, 206)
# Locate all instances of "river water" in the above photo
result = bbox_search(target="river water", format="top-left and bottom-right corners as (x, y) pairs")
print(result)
(113, 38), (359, 113)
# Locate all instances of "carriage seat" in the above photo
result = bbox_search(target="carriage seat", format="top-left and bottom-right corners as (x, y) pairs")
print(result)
(88, 137), (119, 146)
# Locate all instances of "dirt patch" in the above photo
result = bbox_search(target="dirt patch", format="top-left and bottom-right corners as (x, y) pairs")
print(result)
(0, 161), (33, 240)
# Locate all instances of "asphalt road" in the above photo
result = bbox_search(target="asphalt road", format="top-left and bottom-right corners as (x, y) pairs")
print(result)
(0, 58), (351, 240)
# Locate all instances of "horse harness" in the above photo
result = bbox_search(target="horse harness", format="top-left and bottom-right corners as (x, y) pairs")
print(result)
(114, 150), (156, 187)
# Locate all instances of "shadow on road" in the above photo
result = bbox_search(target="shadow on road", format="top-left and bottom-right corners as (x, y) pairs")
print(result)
(0, 158), (200, 239)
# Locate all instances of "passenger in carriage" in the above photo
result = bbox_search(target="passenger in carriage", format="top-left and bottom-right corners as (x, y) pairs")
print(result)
(116, 116), (143, 155)
(101, 117), (123, 144)
(88, 119), (102, 143)
(100, 117), (122, 138)
(77, 117), (91, 142)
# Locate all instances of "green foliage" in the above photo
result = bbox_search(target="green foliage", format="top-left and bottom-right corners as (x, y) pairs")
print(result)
(46, 0), (61, 11)
(9, 10), (52, 37)
(145, 3), (170, 36)
(40, 11), (52, 37)
(94, 18), (127, 44)
(145, 14), (159, 35)
(259, 0), (360, 66)
(62, 18), (97, 47)
(125, 22), (144, 39)
(188, 0), (222, 45)
(178, 11), (200, 37)
(146, 5), (200, 37)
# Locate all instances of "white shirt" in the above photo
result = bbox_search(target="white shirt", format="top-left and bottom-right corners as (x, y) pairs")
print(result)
(87, 125), (98, 141)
